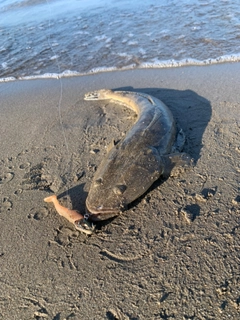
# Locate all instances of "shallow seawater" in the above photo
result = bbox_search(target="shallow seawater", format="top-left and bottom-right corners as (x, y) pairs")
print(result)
(0, 0), (240, 80)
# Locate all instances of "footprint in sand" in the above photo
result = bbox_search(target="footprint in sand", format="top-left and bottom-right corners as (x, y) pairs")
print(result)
(19, 162), (31, 170)
(28, 207), (49, 220)
(54, 227), (79, 246)
(0, 172), (14, 184)
(14, 188), (23, 196)
(0, 198), (13, 212)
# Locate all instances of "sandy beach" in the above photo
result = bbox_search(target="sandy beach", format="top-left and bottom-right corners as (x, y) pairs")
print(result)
(0, 64), (239, 319)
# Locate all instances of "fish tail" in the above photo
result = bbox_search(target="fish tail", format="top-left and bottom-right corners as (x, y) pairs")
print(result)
(44, 195), (57, 203)
(84, 89), (111, 100)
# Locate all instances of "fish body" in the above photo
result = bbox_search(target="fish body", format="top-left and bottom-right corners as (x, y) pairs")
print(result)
(84, 89), (191, 221)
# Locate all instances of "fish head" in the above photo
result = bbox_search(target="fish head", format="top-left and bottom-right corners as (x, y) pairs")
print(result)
(86, 144), (163, 221)
(85, 147), (128, 221)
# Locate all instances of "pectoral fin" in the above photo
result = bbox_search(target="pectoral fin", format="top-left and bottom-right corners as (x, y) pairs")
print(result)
(162, 152), (193, 177)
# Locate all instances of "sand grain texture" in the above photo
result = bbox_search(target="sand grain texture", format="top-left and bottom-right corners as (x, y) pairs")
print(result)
(0, 64), (239, 319)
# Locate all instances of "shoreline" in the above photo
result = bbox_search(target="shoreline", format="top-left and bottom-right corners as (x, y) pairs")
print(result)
(0, 64), (239, 319)
(1, 59), (240, 83)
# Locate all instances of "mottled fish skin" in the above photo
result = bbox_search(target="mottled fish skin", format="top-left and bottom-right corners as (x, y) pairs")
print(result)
(84, 89), (190, 221)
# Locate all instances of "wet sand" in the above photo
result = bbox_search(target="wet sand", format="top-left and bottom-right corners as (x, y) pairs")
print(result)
(0, 64), (239, 319)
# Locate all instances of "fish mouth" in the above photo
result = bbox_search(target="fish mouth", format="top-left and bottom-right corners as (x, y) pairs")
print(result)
(85, 199), (120, 221)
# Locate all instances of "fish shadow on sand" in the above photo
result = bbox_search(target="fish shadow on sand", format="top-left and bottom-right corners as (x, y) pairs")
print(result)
(57, 183), (87, 215)
(59, 86), (212, 228)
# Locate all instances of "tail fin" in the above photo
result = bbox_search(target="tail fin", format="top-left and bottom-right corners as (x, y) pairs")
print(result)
(44, 195), (57, 203)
